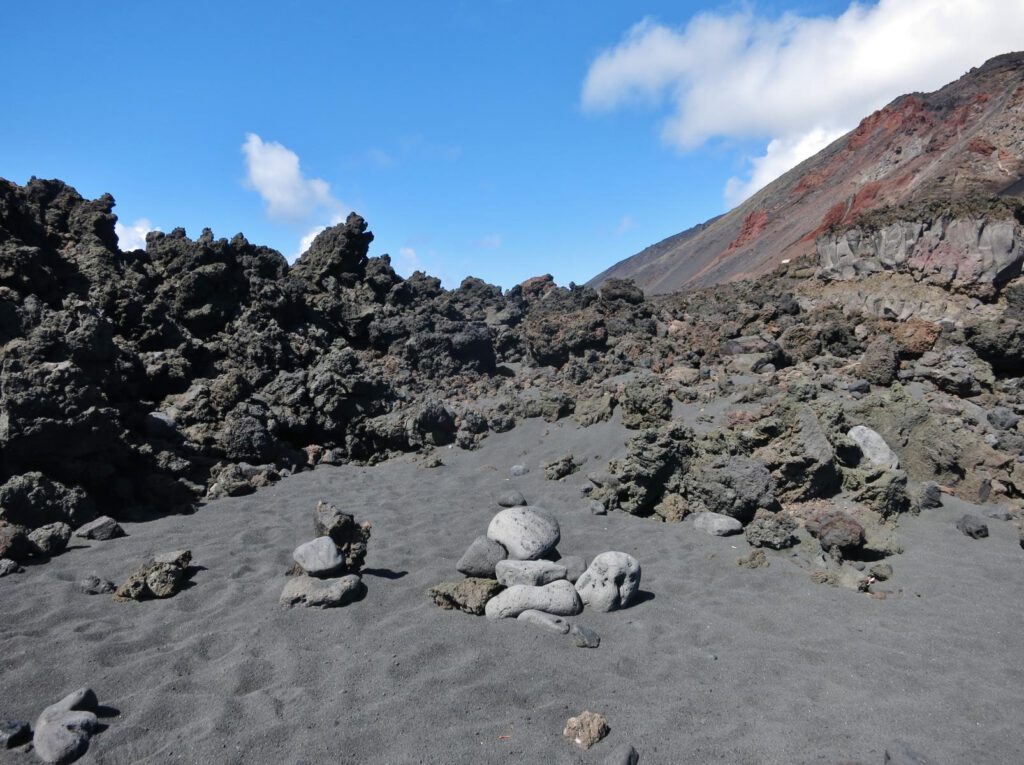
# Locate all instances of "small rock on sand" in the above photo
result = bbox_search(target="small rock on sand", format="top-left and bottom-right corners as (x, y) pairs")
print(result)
(33, 688), (100, 765)
(603, 744), (640, 765)
(884, 742), (933, 764)
(563, 710), (609, 750)
(486, 507), (560, 560)
(570, 624), (601, 648)
(691, 511), (742, 536)
(484, 580), (582, 619)
(917, 482), (943, 509)
(0, 559), (22, 577)
(497, 490), (527, 508)
(575, 552), (641, 612)
(281, 574), (364, 608)
(74, 516), (124, 541)
(429, 578), (502, 615)
(517, 609), (570, 634)
(737, 550), (768, 569)
(744, 509), (798, 549)
(0, 720), (31, 749)
(955, 515), (989, 539)
(456, 535), (508, 578)
(510, 465), (529, 477)
(76, 576), (115, 595)
(292, 536), (345, 576)
(590, 500), (608, 515)
(495, 559), (566, 586)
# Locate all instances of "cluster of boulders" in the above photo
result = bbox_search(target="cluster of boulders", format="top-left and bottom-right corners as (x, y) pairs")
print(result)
(0, 505), (124, 578)
(1, 687), (110, 764)
(280, 501), (370, 608)
(430, 493), (641, 644)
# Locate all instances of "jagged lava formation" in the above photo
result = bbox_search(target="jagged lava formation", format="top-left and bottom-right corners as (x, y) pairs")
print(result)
(590, 52), (1024, 293)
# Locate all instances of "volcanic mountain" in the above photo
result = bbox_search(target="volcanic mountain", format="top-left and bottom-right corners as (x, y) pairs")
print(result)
(589, 51), (1024, 294)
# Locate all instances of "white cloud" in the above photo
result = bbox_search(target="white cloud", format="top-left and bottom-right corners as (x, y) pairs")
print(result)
(476, 234), (502, 249)
(115, 218), (159, 251)
(242, 133), (345, 221)
(394, 246), (421, 276)
(724, 127), (846, 205)
(583, 0), (1024, 204)
(616, 215), (636, 235)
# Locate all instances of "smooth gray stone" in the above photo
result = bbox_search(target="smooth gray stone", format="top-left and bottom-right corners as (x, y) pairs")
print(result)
(486, 507), (560, 560)
(570, 624), (601, 648)
(76, 576), (115, 595)
(28, 522), (71, 556)
(691, 511), (743, 536)
(34, 689), (100, 765)
(74, 516), (124, 541)
(0, 720), (30, 749)
(558, 555), (587, 583)
(0, 559), (21, 577)
(517, 609), (570, 634)
(292, 537), (344, 576)
(456, 535), (507, 578)
(509, 465), (529, 477)
(484, 580), (582, 620)
(590, 500), (607, 515)
(848, 425), (900, 469)
(603, 744), (639, 765)
(495, 559), (567, 586)
(575, 551), (641, 612)
(280, 574), (363, 608)
(955, 515), (989, 539)
(497, 490), (527, 508)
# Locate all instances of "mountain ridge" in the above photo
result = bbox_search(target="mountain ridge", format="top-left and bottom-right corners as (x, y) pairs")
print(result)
(589, 51), (1024, 294)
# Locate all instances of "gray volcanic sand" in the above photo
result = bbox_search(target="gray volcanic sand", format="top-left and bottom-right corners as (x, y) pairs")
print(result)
(3, 417), (1024, 764)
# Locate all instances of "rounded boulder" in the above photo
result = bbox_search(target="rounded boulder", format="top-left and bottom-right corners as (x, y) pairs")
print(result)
(486, 506), (560, 560)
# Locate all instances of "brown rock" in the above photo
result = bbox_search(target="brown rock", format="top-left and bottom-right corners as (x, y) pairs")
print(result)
(429, 578), (502, 615)
(737, 549), (769, 569)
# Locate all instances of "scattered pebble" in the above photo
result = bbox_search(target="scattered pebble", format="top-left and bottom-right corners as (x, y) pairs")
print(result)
(497, 490), (527, 508)
(76, 576), (116, 595)
(509, 465), (529, 477)
(589, 500), (608, 515)
(570, 624), (601, 648)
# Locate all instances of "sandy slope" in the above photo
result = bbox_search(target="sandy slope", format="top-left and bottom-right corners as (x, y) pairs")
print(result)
(2, 417), (1024, 765)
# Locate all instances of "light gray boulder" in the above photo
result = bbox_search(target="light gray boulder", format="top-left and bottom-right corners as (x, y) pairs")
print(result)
(691, 511), (743, 537)
(484, 580), (582, 619)
(0, 558), (21, 577)
(495, 559), (567, 587)
(292, 536), (344, 577)
(456, 535), (507, 578)
(280, 574), (364, 608)
(575, 551), (641, 612)
(33, 688), (100, 764)
(486, 507), (560, 560)
(848, 425), (900, 470)
(517, 609), (571, 634)
(74, 516), (124, 541)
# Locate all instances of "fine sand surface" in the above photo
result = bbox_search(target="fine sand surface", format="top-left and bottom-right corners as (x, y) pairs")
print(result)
(3, 417), (1024, 764)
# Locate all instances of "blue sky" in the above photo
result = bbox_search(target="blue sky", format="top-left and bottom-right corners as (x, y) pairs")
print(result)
(1, 1), (1019, 288)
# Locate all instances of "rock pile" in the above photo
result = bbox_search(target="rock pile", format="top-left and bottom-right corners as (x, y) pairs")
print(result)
(430, 496), (643, 643)
(114, 549), (193, 601)
(280, 501), (370, 608)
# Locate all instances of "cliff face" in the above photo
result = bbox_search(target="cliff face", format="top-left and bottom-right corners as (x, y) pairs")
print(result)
(591, 52), (1024, 294)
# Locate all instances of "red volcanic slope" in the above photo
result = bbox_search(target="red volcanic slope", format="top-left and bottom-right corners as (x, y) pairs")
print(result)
(589, 52), (1024, 294)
